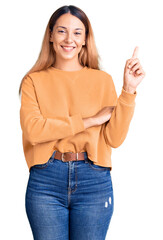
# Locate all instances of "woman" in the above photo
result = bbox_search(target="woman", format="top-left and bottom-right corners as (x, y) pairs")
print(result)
(19, 5), (145, 240)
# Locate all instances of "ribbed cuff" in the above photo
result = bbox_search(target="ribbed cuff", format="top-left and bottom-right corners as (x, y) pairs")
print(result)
(119, 87), (137, 105)
(70, 113), (85, 135)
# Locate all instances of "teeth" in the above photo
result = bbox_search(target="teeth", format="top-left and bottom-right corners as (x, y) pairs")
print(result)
(62, 46), (74, 49)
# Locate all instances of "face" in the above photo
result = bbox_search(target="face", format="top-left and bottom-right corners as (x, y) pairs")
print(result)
(50, 13), (86, 61)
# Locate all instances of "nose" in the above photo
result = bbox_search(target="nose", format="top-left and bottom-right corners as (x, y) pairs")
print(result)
(64, 32), (73, 43)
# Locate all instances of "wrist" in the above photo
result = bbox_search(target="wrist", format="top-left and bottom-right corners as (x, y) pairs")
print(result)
(123, 85), (136, 94)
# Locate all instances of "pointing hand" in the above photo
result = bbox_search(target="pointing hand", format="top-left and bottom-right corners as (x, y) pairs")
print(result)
(123, 46), (146, 93)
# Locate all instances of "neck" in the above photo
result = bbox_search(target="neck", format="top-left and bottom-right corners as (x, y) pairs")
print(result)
(53, 59), (83, 71)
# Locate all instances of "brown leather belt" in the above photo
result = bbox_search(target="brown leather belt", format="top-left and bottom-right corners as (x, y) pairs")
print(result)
(54, 151), (86, 162)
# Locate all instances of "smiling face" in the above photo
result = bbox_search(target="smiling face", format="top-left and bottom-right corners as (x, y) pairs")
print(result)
(50, 13), (86, 64)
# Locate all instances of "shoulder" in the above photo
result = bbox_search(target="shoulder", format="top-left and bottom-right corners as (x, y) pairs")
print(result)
(87, 68), (113, 82)
(21, 69), (49, 90)
(29, 68), (49, 78)
(24, 68), (51, 85)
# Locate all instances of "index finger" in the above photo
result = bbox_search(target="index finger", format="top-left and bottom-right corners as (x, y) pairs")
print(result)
(132, 46), (139, 59)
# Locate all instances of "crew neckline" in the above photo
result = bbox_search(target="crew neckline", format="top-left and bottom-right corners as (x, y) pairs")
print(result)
(50, 66), (87, 73)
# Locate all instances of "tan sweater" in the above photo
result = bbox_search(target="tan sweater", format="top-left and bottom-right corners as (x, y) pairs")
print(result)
(20, 66), (137, 172)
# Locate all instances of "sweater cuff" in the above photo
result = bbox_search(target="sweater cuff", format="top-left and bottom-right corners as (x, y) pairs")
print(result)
(70, 113), (85, 135)
(118, 87), (137, 105)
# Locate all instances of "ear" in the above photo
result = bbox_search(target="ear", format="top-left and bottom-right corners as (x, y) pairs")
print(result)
(82, 40), (86, 46)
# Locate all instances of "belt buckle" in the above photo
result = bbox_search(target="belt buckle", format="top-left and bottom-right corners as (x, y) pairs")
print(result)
(61, 152), (79, 162)
(61, 152), (71, 162)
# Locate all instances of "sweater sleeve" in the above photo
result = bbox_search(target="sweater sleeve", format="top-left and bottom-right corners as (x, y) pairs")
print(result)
(103, 75), (137, 148)
(19, 76), (85, 146)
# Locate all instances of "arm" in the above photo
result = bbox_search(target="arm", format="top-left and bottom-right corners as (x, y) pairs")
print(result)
(103, 76), (137, 148)
(19, 76), (85, 145)
(104, 46), (145, 148)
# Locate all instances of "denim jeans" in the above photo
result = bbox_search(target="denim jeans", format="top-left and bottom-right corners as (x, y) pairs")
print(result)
(25, 151), (114, 240)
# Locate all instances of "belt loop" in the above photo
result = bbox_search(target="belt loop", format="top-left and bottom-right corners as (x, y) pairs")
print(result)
(61, 153), (64, 161)
(85, 158), (88, 163)
(84, 152), (88, 163)
(76, 153), (78, 160)
(52, 150), (56, 159)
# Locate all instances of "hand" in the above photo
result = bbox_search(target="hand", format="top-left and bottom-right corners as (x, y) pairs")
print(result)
(123, 46), (146, 93)
(92, 106), (115, 126)
(83, 106), (115, 129)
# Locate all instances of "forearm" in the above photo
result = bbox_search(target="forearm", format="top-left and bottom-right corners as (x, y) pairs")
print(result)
(83, 117), (98, 129)
(103, 87), (137, 148)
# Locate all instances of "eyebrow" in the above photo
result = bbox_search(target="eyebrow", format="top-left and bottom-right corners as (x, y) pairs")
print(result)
(56, 26), (83, 30)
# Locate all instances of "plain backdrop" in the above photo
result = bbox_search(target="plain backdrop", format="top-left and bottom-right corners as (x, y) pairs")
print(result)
(0, 0), (162, 239)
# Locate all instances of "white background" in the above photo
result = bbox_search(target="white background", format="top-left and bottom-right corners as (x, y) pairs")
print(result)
(0, 0), (162, 239)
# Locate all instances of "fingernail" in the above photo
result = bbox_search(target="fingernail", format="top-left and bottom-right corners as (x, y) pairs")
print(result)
(129, 70), (132, 73)
(128, 65), (131, 68)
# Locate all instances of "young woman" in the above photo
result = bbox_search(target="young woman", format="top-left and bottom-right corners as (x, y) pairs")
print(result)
(19, 5), (145, 240)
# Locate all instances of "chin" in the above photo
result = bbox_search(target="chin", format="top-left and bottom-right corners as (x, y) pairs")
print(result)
(60, 54), (78, 60)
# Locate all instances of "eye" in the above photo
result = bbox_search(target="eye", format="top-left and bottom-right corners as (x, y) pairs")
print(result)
(58, 30), (81, 35)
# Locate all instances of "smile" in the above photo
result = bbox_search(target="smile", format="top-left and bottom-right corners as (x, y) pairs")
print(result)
(61, 46), (76, 52)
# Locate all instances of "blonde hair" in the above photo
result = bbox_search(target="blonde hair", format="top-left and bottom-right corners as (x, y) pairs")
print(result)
(18, 5), (101, 96)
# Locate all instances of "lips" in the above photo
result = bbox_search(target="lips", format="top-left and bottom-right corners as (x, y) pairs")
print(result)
(61, 45), (75, 48)
(61, 45), (76, 52)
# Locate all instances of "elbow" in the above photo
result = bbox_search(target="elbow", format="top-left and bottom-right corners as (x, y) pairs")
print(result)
(103, 133), (121, 148)
(109, 142), (121, 148)
(28, 137), (37, 146)
(103, 128), (126, 148)
(24, 130), (37, 145)
(20, 116), (38, 145)
(20, 123), (37, 145)
(108, 139), (124, 148)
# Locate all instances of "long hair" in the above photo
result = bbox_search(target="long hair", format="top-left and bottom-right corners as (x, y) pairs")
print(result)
(18, 5), (101, 96)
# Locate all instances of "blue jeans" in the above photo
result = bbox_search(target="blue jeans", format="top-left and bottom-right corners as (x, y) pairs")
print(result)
(25, 151), (114, 240)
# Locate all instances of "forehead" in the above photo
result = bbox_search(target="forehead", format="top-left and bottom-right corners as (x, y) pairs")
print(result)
(55, 13), (85, 30)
